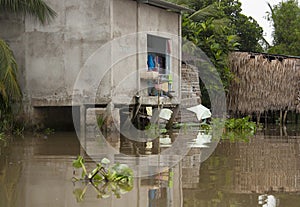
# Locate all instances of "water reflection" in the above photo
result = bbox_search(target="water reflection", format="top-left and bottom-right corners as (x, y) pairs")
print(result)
(0, 128), (300, 206)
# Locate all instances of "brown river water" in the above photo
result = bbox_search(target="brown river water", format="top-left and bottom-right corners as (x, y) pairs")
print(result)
(0, 125), (300, 207)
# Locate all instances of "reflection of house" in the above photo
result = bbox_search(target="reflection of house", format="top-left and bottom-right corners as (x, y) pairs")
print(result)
(187, 136), (300, 194)
(231, 136), (300, 193)
(1, 0), (191, 127)
(181, 148), (201, 189)
(1, 134), (182, 207)
(182, 136), (300, 206)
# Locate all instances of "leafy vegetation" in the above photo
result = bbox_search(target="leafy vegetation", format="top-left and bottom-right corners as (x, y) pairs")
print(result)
(267, 0), (300, 56)
(72, 156), (134, 201)
(207, 116), (259, 142)
(43, 127), (55, 135)
(223, 116), (259, 142)
(224, 116), (257, 131)
(182, 0), (265, 51)
(222, 116), (257, 142)
(0, 0), (57, 24)
(0, 39), (21, 130)
(168, 0), (265, 106)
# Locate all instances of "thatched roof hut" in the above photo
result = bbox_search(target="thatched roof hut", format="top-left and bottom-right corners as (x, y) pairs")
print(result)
(228, 52), (300, 114)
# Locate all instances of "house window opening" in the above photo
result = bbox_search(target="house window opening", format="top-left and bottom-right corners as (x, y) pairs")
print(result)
(146, 34), (172, 97)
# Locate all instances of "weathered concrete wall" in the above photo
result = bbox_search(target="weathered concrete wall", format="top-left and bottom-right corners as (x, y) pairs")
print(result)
(1, 0), (181, 125)
(111, 0), (181, 102)
(25, 0), (111, 105)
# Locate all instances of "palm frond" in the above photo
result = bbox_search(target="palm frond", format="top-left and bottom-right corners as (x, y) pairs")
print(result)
(211, 18), (231, 33)
(0, 82), (8, 102)
(0, 0), (56, 24)
(189, 4), (220, 21)
(0, 38), (22, 103)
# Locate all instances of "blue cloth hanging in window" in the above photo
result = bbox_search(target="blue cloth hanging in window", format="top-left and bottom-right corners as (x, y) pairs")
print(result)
(147, 54), (155, 70)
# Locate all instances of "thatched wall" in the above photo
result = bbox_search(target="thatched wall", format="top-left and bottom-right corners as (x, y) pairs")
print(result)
(228, 52), (300, 114)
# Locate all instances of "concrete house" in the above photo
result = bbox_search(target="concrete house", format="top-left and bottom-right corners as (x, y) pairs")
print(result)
(1, 0), (191, 129)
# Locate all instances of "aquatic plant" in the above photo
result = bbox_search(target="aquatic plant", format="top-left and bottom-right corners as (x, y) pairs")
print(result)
(224, 116), (257, 131)
(208, 116), (260, 142)
(72, 156), (134, 201)
(43, 127), (55, 135)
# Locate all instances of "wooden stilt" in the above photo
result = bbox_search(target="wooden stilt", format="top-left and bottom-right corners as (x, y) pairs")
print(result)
(166, 105), (180, 130)
(283, 125), (287, 136)
(257, 112), (261, 125)
(283, 110), (288, 125)
(264, 111), (267, 128)
(279, 110), (283, 126)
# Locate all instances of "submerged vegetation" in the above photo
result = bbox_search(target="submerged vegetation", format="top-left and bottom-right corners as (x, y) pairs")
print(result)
(72, 156), (134, 201)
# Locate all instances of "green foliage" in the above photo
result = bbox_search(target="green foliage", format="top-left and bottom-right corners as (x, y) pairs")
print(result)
(170, 0), (265, 52)
(13, 126), (24, 136)
(233, 14), (265, 52)
(223, 116), (258, 142)
(32, 124), (55, 137)
(0, 0), (57, 24)
(169, 0), (264, 105)
(0, 114), (26, 136)
(0, 39), (21, 120)
(210, 116), (259, 142)
(225, 116), (256, 131)
(72, 156), (134, 201)
(267, 0), (300, 56)
(73, 155), (88, 177)
(170, 0), (265, 97)
(0, 0), (56, 126)
(200, 122), (211, 133)
(43, 127), (54, 135)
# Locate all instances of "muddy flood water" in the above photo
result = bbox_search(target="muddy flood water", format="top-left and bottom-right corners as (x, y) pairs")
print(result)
(1, 125), (300, 207)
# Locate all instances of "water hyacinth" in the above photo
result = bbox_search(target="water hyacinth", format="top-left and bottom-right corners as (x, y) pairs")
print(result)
(72, 156), (134, 201)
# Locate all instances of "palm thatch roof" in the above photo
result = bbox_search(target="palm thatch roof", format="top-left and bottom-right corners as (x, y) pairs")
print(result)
(228, 52), (300, 114)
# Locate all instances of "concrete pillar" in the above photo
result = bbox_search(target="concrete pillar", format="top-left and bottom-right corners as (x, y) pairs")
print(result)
(80, 104), (86, 150)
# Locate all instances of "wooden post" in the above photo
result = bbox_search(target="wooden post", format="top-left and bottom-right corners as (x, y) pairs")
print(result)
(256, 112), (261, 125)
(132, 95), (141, 129)
(283, 110), (288, 125)
(264, 111), (267, 128)
(279, 110), (283, 126)
(166, 105), (180, 130)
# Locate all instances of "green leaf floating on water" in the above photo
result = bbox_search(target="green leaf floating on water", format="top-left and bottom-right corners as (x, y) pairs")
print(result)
(72, 156), (84, 168)
(72, 156), (134, 201)
(73, 155), (87, 176)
